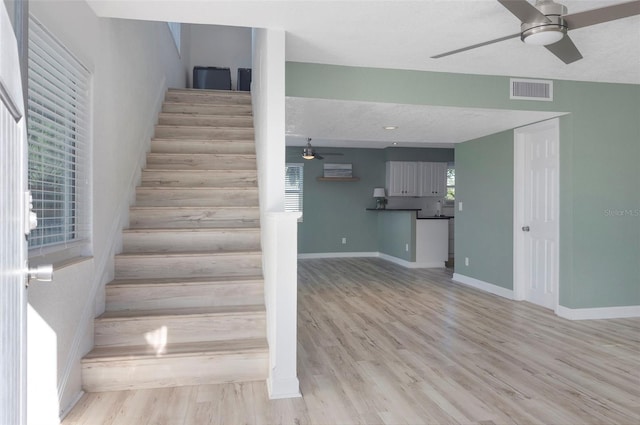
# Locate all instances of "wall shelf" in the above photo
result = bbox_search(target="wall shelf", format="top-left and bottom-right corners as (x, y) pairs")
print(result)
(316, 177), (360, 182)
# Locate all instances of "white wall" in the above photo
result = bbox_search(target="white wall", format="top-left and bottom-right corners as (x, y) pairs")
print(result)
(27, 1), (188, 421)
(188, 24), (251, 89)
(252, 28), (301, 399)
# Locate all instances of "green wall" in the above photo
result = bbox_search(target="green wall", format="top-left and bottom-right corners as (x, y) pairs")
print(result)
(286, 146), (453, 254)
(378, 211), (416, 261)
(286, 62), (640, 309)
(455, 131), (514, 290)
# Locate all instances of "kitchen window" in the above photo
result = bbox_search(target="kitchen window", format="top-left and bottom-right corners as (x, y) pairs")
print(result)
(445, 163), (455, 205)
(27, 17), (90, 252)
(285, 163), (304, 217)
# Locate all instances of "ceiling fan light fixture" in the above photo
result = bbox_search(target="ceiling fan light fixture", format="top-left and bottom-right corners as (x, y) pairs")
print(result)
(302, 138), (316, 160)
(521, 23), (566, 45)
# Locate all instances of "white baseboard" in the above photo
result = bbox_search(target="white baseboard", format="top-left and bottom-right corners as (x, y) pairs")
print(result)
(298, 252), (378, 259)
(378, 253), (444, 269)
(59, 390), (84, 422)
(556, 304), (640, 320)
(452, 273), (514, 300)
(267, 376), (302, 400)
(298, 252), (445, 269)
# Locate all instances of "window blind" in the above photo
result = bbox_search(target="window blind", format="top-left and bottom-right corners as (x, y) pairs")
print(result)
(27, 17), (90, 250)
(285, 164), (303, 214)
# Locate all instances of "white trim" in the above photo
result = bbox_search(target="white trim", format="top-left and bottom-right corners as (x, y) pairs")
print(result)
(267, 376), (302, 400)
(379, 253), (444, 269)
(452, 273), (514, 300)
(556, 305), (640, 320)
(58, 390), (84, 421)
(298, 252), (378, 259)
(297, 252), (445, 269)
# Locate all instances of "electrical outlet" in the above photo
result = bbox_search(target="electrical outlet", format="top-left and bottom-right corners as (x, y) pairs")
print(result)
(458, 201), (463, 212)
(405, 243), (409, 252)
(465, 257), (469, 266)
(342, 237), (347, 244)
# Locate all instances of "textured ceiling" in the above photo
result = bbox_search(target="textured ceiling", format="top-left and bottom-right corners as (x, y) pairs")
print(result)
(88, 0), (640, 148)
(286, 98), (565, 148)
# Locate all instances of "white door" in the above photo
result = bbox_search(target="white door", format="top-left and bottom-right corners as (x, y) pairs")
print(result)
(514, 118), (559, 310)
(1, 4), (28, 424)
(403, 161), (419, 196)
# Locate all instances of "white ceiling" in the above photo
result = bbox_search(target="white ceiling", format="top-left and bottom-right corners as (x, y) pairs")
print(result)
(88, 0), (640, 148)
(286, 98), (566, 148)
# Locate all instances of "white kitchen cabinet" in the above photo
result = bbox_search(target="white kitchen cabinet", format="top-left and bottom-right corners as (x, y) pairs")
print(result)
(386, 161), (419, 196)
(418, 162), (447, 197)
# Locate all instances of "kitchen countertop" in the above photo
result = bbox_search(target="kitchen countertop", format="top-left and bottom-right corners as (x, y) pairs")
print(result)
(417, 215), (454, 220)
(365, 208), (421, 211)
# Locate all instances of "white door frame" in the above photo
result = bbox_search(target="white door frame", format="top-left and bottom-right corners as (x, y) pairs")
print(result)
(513, 118), (560, 312)
(1, 2), (28, 424)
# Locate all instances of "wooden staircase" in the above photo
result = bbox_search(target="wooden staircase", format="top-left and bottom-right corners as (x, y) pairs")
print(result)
(82, 89), (268, 392)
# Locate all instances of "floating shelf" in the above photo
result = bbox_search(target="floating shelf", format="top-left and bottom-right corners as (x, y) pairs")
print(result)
(316, 177), (360, 182)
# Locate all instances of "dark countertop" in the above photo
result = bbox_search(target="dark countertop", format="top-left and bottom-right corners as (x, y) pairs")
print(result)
(417, 215), (454, 220)
(365, 208), (421, 212)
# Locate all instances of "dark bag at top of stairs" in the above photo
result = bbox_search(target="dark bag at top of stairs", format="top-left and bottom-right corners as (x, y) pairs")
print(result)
(193, 67), (232, 90)
(237, 68), (252, 91)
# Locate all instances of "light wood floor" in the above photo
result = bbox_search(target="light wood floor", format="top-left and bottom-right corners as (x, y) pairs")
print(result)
(63, 258), (640, 425)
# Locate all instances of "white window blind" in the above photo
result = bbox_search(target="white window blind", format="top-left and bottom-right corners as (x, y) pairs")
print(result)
(27, 17), (90, 250)
(285, 163), (303, 214)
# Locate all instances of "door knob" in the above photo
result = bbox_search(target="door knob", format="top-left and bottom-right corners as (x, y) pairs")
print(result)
(28, 264), (53, 283)
(522, 226), (530, 232)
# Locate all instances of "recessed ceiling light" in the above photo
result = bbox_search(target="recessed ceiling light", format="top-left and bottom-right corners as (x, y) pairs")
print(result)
(383, 126), (398, 130)
(392, 142), (398, 146)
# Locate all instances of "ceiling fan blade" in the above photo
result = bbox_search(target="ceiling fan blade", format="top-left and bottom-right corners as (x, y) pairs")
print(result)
(545, 35), (583, 64)
(314, 153), (324, 160)
(497, 0), (551, 23)
(563, 0), (640, 30)
(316, 152), (344, 156)
(431, 33), (520, 58)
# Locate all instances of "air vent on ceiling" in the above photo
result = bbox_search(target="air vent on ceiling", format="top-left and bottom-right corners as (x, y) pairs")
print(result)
(510, 78), (553, 101)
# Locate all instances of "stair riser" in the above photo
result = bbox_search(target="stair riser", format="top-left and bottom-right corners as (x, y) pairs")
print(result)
(151, 140), (255, 155)
(122, 230), (261, 253)
(146, 154), (256, 170)
(106, 281), (264, 311)
(82, 351), (268, 392)
(164, 92), (252, 105)
(134, 189), (258, 207)
(129, 208), (260, 229)
(155, 126), (254, 140)
(94, 313), (266, 347)
(162, 103), (252, 116)
(115, 254), (262, 279)
(141, 170), (257, 187)
(158, 114), (253, 128)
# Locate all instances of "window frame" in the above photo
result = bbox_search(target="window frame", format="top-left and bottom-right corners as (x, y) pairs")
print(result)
(444, 162), (455, 206)
(285, 163), (304, 221)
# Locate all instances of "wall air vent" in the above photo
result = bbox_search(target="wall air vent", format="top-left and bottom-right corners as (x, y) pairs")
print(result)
(510, 78), (553, 101)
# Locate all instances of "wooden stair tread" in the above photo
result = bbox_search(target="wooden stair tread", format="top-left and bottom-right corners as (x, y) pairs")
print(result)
(97, 304), (266, 320)
(142, 168), (257, 173)
(152, 138), (255, 142)
(136, 186), (258, 191)
(116, 250), (261, 258)
(129, 206), (259, 210)
(107, 275), (263, 287)
(155, 125), (253, 130)
(168, 88), (251, 96)
(84, 338), (268, 362)
(123, 227), (259, 233)
(147, 152), (256, 157)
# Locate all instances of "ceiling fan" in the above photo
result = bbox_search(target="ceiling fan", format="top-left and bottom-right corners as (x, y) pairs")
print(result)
(432, 0), (640, 64)
(302, 138), (344, 160)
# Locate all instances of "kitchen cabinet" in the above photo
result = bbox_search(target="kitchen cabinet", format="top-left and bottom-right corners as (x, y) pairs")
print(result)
(386, 161), (419, 196)
(418, 162), (447, 197)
